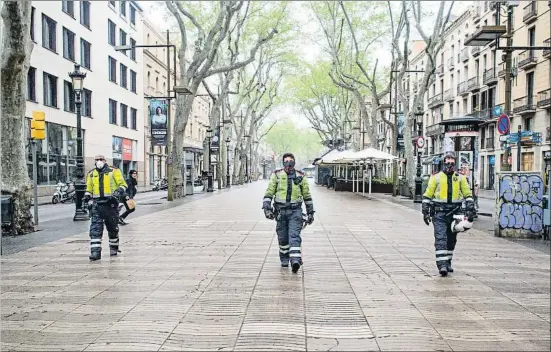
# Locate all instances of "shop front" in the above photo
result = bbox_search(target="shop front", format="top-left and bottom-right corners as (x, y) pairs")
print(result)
(113, 136), (137, 177)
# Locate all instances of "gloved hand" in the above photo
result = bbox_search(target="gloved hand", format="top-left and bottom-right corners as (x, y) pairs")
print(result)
(264, 207), (274, 220)
(83, 193), (92, 203)
(421, 202), (431, 216)
(307, 213), (314, 225)
(423, 214), (431, 226)
(465, 200), (475, 222)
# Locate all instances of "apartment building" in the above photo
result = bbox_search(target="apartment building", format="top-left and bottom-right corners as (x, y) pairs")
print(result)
(25, 0), (144, 195)
(405, 0), (550, 190)
(142, 19), (211, 186)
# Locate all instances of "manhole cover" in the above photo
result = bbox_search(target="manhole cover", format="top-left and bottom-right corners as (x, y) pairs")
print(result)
(140, 202), (163, 205)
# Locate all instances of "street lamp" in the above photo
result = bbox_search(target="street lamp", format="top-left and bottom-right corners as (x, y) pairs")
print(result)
(413, 107), (425, 203)
(206, 128), (214, 192)
(226, 136), (231, 188)
(68, 64), (89, 221)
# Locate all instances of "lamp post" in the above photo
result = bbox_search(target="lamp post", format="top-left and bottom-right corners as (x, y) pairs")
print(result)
(206, 128), (214, 192)
(413, 108), (425, 203)
(226, 136), (231, 188)
(68, 64), (89, 221)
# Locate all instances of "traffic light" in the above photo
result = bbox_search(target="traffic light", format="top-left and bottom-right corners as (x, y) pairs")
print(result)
(31, 111), (45, 140)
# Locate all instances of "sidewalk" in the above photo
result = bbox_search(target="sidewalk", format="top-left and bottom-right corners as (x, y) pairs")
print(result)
(32, 185), (157, 206)
(1, 182), (549, 351)
(477, 188), (496, 200)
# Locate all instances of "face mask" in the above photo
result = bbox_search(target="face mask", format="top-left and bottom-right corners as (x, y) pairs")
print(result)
(95, 161), (105, 169)
(443, 162), (455, 174)
(283, 160), (295, 168)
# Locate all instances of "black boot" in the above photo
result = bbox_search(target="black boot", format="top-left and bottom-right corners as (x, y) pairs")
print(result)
(439, 266), (448, 277)
(110, 247), (120, 256)
(447, 260), (454, 273)
(89, 249), (101, 261)
(281, 260), (289, 268)
(291, 260), (301, 274)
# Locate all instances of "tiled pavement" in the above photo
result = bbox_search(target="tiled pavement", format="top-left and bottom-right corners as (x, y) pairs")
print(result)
(1, 181), (550, 351)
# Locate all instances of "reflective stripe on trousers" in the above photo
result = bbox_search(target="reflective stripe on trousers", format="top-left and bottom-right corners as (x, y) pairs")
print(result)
(432, 210), (458, 269)
(89, 203), (120, 251)
(275, 207), (303, 263)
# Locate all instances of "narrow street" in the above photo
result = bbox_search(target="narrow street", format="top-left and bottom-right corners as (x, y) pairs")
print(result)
(1, 181), (549, 351)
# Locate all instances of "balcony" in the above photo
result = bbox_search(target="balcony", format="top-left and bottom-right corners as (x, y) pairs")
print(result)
(436, 64), (444, 76)
(518, 50), (537, 70)
(447, 57), (455, 70)
(523, 1), (537, 24)
(538, 89), (550, 108)
(426, 123), (445, 137)
(443, 88), (454, 102)
(485, 137), (495, 150)
(461, 48), (470, 62)
(457, 81), (469, 96)
(473, 6), (481, 23)
(498, 62), (506, 78)
(428, 93), (444, 108)
(471, 108), (490, 120)
(483, 68), (498, 86)
(471, 46), (481, 57)
(513, 96), (536, 115)
(467, 76), (480, 92)
(544, 38), (550, 58)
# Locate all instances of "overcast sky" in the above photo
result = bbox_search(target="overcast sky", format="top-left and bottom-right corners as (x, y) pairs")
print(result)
(139, 1), (472, 128)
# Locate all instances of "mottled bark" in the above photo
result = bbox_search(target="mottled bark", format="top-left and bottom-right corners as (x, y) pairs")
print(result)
(1, 1), (34, 235)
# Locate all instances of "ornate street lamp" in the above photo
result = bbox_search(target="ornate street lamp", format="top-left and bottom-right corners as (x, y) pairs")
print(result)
(226, 136), (231, 188)
(413, 107), (425, 203)
(68, 64), (89, 221)
(206, 127), (214, 192)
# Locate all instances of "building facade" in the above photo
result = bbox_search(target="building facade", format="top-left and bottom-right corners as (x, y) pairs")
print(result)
(403, 0), (550, 190)
(25, 0), (144, 195)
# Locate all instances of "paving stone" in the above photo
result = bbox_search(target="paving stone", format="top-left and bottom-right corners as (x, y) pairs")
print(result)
(1, 182), (549, 351)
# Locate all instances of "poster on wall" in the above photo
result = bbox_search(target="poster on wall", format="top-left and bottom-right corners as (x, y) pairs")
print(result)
(112, 136), (122, 160)
(122, 138), (132, 161)
(149, 99), (168, 146)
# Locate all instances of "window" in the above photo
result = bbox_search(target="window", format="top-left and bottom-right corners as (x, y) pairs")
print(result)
(108, 20), (116, 46)
(80, 1), (90, 28)
(27, 67), (36, 102)
(30, 7), (35, 41)
(130, 38), (136, 60)
(120, 63), (128, 88)
(63, 81), (75, 112)
(130, 108), (137, 130)
(42, 14), (57, 52)
(119, 29), (127, 55)
(130, 70), (137, 93)
(62, 27), (75, 61)
(80, 39), (91, 69)
(525, 117), (533, 131)
(109, 99), (117, 124)
(108, 56), (117, 82)
(82, 89), (92, 117)
(120, 0), (127, 17)
(130, 5), (136, 25)
(109, 0), (116, 9)
(62, 1), (74, 17)
(43, 72), (58, 107)
(120, 104), (128, 127)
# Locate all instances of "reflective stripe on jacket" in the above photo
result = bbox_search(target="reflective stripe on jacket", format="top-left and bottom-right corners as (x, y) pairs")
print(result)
(85, 167), (127, 199)
(263, 169), (313, 211)
(422, 171), (473, 204)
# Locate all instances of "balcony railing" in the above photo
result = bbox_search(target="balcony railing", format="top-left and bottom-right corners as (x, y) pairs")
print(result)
(447, 57), (455, 70)
(483, 68), (498, 86)
(426, 123), (445, 137)
(538, 89), (550, 108)
(461, 48), (470, 62)
(473, 6), (481, 23)
(467, 76), (480, 92)
(457, 81), (468, 96)
(485, 137), (495, 149)
(513, 95), (536, 115)
(436, 65), (444, 76)
(498, 62), (506, 78)
(471, 46), (481, 56)
(443, 88), (454, 102)
(544, 38), (550, 58)
(471, 108), (490, 120)
(428, 93), (443, 108)
(518, 50), (537, 70)
(523, 1), (537, 23)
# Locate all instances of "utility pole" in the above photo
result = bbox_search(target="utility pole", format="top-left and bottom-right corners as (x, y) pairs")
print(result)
(501, 4), (513, 172)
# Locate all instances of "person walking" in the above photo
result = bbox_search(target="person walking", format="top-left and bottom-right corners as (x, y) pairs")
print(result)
(119, 169), (137, 225)
(422, 151), (475, 276)
(83, 154), (127, 261)
(262, 153), (315, 273)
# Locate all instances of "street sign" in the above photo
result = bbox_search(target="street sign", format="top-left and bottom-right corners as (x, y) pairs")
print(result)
(499, 135), (508, 142)
(497, 114), (510, 135)
(416, 136), (425, 149)
(493, 106), (503, 117)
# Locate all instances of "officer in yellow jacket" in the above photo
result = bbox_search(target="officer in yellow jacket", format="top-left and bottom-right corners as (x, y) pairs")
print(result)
(422, 151), (474, 276)
(84, 154), (127, 261)
(263, 153), (314, 273)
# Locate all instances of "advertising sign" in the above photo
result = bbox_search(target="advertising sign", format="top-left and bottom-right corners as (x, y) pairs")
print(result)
(149, 99), (168, 146)
(122, 138), (132, 161)
(112, 136), (122, 160)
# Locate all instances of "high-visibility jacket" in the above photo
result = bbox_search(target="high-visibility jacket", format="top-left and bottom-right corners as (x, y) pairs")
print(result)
(263, 169), (314, 212)
(85, 166), (127, 199)
(422, 171), (473, 205)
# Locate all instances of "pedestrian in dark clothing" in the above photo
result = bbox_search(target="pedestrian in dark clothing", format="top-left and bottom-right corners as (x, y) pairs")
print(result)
(119, 170), (137, 225)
